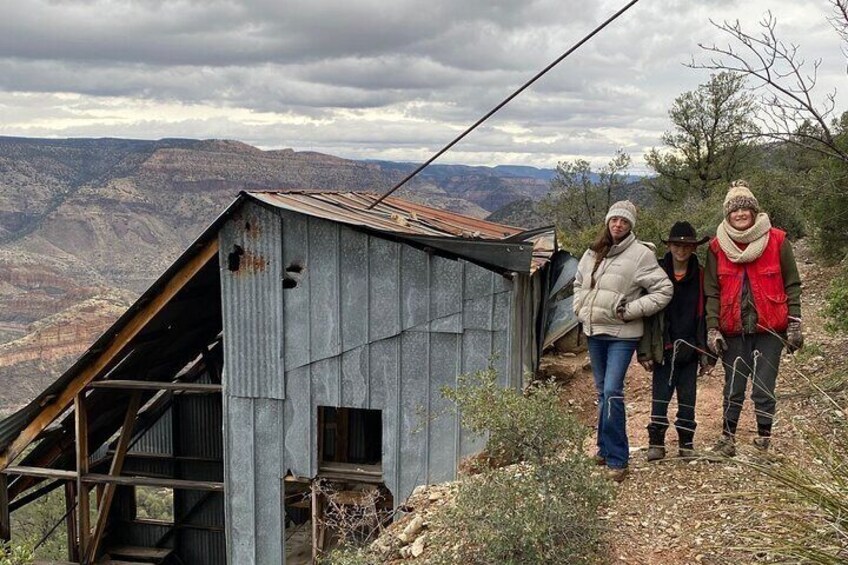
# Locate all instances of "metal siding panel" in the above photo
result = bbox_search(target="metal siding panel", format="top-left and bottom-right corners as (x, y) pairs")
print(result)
(368, 237), (400, 342)
(427, 332), (459, 483)
(226, 396), (256, 564)
(179, 529), (226, 565)
(464, 262), (494, 300)
(130, 407), (173, 455)
(368, 337), (398, 498)
(340, 227), (369, 351)
(428, 312), (462, 334)
(341, 346), (369, 408)
(493, 330), (510, 388)
(254, 399), (284, 565)
(431, 256), (463, 319)
(460, 330), (491, 459)
(282, 210), (311, 371)
(311, 357), (340, 473)
(401, 245), (429, 330)
(463, 295), (494, 331)
(221, 202), (284, 399)
(399, 331), (428, 505)
(309, 217), (341, 362)
(284, 365), (312, 478)
(177, 395), (223, 460)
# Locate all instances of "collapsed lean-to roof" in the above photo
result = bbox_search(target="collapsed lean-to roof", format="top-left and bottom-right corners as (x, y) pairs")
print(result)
(0, 190), (557, 472)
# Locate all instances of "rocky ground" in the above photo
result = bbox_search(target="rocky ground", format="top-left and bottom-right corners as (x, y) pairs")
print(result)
(351, 239), (847, 564)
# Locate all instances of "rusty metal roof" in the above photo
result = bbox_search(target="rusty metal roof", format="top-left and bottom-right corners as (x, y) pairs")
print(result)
(248, 191), (554, 272)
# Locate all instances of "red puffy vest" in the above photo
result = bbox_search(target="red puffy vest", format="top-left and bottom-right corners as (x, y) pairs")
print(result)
(709, 228), (789, 335)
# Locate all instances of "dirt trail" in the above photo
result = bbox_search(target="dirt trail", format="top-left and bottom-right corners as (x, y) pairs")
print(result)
(548, 240), (847, 564)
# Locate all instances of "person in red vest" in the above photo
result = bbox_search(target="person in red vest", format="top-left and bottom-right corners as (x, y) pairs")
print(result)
(705, 180), (803, 456)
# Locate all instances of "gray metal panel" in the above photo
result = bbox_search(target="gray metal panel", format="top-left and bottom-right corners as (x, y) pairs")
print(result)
(311, 356), (340, 473)
(464, 262), (494, 300)
(368, 336), (399, 497)
(340, 228), (369, 351)
(368, 237), (400, 342)
(463, 295), (494, 331)
(428, 312), (462, 334)
(254, 398), (285, 565)
(177, 395), (223, 460)
(281, 210), (310, 371)
(130, 406), (173, 455)
(427, 332), (459, 484)
(431, 256), (463, 319)
(226, 396), (256, 564)
(179, 529), (226, 565)
(460, 330), (492, 459)
(284, 365), (311, 478)
(221, 201), (284, 399)
(401, 245), (429, 330)
(308, 217), (341, 362)
(340, 346), (369, 409)
(399, 331), (428, 504)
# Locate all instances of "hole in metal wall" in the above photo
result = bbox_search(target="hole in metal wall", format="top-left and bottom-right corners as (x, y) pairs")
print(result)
(283, 277), (298, 289)
(227, 245), (244, 272)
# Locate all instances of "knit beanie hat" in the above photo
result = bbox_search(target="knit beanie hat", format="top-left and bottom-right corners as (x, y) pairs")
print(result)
(605, 200), (637, 228)
(723, 180), (760, 216)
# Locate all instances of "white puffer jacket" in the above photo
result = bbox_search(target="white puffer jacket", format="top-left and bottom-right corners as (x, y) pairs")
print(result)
(573, 233), (673, 339)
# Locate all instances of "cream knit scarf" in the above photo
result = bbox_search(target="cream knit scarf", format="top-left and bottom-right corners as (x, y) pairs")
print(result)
(716, 213), (772, 263)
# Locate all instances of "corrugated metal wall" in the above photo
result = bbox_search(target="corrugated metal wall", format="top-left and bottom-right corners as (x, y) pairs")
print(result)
(221, 202), (527, 564)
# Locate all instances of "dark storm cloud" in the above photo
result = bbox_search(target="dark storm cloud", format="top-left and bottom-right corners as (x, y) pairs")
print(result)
(0, 0), (843, 168)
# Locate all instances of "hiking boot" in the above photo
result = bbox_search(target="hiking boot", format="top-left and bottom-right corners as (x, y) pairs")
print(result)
(678, 447), (697, 459)
(646, 445), (666, 462)
(752, 436), (771, 451)
(592, 453), (606, 466)
(712, 434), (736, 457)
(605, 467), (628, 483)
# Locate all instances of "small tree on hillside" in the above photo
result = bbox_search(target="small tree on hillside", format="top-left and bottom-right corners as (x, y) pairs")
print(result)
(645, 72), (759, 201)
(539, 149), (631, 232)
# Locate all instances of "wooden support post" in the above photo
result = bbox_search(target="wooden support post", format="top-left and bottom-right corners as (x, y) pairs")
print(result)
(0, 473), (9, 542)
(75, 392), (90, 562)
(311, 480), (319, 564)
(86, 391), (142, 564)
(65, 481), (80, 562)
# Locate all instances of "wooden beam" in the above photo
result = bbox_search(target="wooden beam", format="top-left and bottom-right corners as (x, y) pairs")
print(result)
(0, 473), (9, 542)
(3, 466), (77, 480)
(75, 393), (90, 561)
(86, 391), (142, 563)
(64, 481), (79, 563)
(87, 380), (222, 393)
(82, 474), (224, 492)
(0, 239), (219, 470)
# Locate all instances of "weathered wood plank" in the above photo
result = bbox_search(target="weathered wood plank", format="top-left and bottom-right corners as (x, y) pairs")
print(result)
(0, 239), (219, 470)
(87, 381), (222, 393)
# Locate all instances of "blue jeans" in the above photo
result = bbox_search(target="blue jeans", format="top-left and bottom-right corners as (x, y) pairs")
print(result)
(588, 337), (637, 469)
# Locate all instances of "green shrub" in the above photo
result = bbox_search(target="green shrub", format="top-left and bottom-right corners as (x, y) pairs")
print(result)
(0, 540), (34, 565)
(432, 368), (612, 564)
(824, 270), (848, 333)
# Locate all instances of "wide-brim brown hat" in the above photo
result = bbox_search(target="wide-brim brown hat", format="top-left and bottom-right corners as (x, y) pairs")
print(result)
(662, 221), (709, 245)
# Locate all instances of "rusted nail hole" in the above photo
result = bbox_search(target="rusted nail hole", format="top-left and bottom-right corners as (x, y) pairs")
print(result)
(283, 277), (298, 289)
(245, 221), (252, 232)
(228, 245), (244, 272)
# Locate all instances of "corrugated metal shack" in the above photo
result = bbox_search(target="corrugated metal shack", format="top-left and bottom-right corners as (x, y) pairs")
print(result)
(0, 190), (577, 564)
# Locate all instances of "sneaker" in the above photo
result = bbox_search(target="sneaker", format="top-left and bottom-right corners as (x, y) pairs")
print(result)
(605, 467), (628, 482)
(712, 435), (736, 457)
(592, 453), (606, 466)
(752, 436), (771, 451)
(646, 445), (666, 462)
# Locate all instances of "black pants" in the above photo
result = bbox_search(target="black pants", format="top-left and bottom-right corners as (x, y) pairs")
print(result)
(647, 352), (697, 449)
(721, 333), (783, 437)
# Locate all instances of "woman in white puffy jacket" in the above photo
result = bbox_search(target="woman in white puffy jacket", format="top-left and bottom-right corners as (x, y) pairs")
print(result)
(573, 200), (672, 481)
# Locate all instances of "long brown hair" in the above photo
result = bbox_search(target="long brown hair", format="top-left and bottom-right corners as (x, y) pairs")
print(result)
(589, 224), (614, 288)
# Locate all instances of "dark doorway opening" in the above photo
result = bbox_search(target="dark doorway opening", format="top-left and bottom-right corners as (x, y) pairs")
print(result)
(318, 407), (382, 466)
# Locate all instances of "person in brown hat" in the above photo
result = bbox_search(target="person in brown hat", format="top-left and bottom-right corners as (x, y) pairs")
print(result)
(705, 180), (803, 457)
(638, 221), (711, 461)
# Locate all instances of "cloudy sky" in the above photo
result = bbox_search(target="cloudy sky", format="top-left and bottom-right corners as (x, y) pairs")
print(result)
(0, 0), (845, 171)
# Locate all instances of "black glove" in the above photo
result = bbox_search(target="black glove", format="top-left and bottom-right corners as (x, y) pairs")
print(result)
(786, 318), (804, 353)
